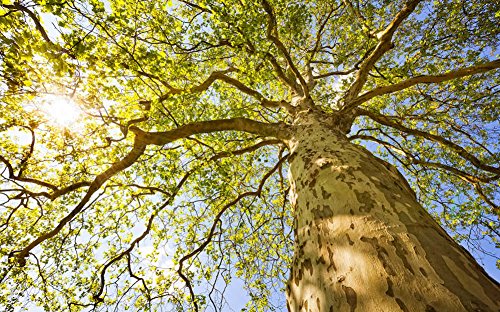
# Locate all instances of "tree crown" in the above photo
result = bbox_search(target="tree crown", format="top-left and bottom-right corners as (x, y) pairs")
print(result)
(0, 0), (498, 310)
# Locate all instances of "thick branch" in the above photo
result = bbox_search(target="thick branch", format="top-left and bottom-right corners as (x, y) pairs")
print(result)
(343, 0), (421, 105)
(13, 181), (92, 201)
(356, 108), (500, 176)
(265, 52), (299, 90)
(313, 68), (357, 80)
(350, 59), (500, 106)
(13, 117), (287, 265)
(0, 155), (58, 191)
(130, 118), (290, 145)
(351, 134), (498, 184)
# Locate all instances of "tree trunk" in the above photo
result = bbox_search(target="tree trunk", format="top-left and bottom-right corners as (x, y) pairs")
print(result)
(285, 113), (500, 312)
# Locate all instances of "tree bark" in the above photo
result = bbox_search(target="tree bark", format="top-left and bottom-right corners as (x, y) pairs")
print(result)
(285, 113), (500, 311)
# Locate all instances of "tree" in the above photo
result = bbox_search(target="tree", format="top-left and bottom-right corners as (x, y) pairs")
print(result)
(0, 0), (499, 310)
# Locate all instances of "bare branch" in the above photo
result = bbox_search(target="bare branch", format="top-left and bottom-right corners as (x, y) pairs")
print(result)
(179, 0), (211, 13)
(351, 134), (498, 184)
(352, 133), (499, 213)
(350, 59), (500, 106)
(308, 5), (340, 63)
(312, 46), (374, 80)
(313, 68), (356, 79)
(356, 108), (500, 176)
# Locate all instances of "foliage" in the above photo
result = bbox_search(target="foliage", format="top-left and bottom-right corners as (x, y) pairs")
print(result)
(0, 0), (498, 311)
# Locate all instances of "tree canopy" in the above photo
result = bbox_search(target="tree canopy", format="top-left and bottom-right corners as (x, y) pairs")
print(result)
(0, 0), (499, 311)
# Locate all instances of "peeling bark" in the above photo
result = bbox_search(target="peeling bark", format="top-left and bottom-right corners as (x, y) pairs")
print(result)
(285, 113), (500, 311)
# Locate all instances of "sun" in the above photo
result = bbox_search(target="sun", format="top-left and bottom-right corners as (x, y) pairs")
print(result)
(39, 95), (82, 127)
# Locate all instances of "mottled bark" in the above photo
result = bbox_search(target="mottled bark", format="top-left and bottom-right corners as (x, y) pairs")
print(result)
(285, 113), (500, 311)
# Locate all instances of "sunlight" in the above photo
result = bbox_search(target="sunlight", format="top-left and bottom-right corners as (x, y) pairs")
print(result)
(39, 95), (82, 127)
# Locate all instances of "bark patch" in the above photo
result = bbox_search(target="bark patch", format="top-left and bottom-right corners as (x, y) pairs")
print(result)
(361, 236), (396, 276)
(303, 259), (313, 275)
(342, 285), (357, 312)
(395, 298), (409, 312)
(354, 190), (374, 212)
(311, 204), (334, 219)
(327, 246), (337, 272)
(392, 238), (415, 275)
(321, 187), (332, 199)
(399, 210), (500, 311)
(295, 268), (302, 286)
(419, 267), (428, 277)
(308, 169), (319, 187)
(386, 277), (394, 297)
(346, 233), (354, 246)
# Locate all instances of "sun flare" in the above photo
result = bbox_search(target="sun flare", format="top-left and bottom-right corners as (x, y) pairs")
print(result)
(39, 95), (82, 127)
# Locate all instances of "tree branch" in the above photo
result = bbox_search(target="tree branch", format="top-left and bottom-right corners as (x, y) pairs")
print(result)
(130, 117), (290, 145)
(312, 68), (356, 79)
(148, 68), (291, 111)
(265, 52), (300, 90)
(343, 0), (421, 106)
(179, 0), (211, 13)
(342, 0), (375, 38)
(308, 5), (340, 63)
(261, 0), (309, 97)
(0, 155), (58, 191)
(350, 59), (500, 106)
(312, 46), (374, 80)
(12, 117), (288, 265)
(356, 108), (500, 176)
(93, 170), (192, 303)
(351, 134), (498, 184)
(210, 139), (282, 161)
(11, 181), (92, 201)
(14, 138), (147, 265)
(3, 3), (74, 58)
(176, 154), (288, 311)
